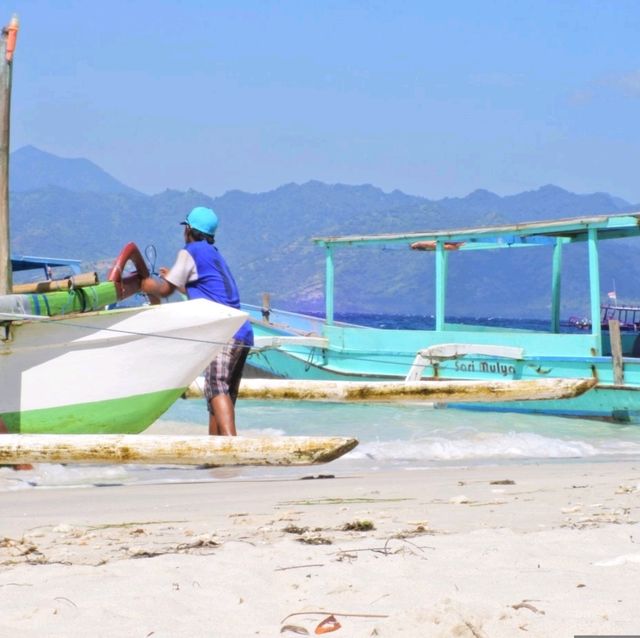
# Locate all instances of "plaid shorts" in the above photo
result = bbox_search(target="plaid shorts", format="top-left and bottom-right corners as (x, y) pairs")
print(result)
(204, 339), (250, 410)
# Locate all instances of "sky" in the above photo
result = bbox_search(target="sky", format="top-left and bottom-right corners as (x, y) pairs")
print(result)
(6, 0), (640, 201)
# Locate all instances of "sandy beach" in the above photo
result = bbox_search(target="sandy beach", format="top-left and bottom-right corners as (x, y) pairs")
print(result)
(1, 459), (639, 637)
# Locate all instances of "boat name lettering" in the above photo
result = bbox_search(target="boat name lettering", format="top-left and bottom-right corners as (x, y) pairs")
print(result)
(454, 360), (516, 377)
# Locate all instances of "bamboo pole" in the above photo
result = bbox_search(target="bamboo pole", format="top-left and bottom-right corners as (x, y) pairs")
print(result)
(12, 271), (98, 294)
(184, 376), (597, 403)
(0, 15), (18, 296)
(0, 434), (359, 466)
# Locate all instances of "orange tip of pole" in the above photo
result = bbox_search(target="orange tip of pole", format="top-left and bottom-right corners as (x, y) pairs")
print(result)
(5, 13), (19, 62)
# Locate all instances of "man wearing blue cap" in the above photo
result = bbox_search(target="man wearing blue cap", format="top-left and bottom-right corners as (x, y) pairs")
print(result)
(141, 206), (254, 436)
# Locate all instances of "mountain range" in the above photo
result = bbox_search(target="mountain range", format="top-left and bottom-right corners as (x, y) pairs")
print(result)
(8, 146), (639, 318)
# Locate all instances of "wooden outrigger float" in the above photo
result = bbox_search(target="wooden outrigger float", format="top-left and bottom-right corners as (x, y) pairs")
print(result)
(184, 376), (597, 403)
(0, 434), (358, 466)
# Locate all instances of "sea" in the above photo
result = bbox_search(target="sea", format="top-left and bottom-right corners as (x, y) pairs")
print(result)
(3, 313), (640, 491)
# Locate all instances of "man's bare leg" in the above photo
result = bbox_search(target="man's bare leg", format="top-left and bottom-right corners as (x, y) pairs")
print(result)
(208, 395), (237, 436)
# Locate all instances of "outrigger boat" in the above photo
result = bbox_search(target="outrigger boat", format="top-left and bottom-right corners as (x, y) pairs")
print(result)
(244, 212), (640, 422)
(1, 250), (357, 462)
(0, 16), (357, 467)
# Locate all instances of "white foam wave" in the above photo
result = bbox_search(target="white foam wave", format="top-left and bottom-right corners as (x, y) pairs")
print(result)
(239, 427), (287, 437)
(347, 431), (640, 462)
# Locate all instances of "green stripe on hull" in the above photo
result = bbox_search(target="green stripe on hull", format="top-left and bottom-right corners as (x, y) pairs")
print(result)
(1, 387), (186, 434)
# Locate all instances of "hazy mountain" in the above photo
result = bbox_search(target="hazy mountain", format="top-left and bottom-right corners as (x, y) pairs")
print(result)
(437, 184), (631, 222)
(10, 146), (142, 195)
(8, 147), (639, 318)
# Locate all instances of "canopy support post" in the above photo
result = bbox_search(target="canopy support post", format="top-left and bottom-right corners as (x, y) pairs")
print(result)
(435, 241), (446, 331)
(551, 237), (563, 333)
(587, 227), (602, 352)
(325, 244), (334, 326)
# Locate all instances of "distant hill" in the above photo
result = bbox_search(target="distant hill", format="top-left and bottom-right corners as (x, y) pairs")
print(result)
(8, 147), (639, 318)
(10, 146), (142, 195)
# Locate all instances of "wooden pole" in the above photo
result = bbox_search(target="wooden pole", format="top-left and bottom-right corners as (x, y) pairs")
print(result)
(0, 434), (359, 466)
(608, 319), (624, 386)
(261, 291), (271, 321)
(0, 15), (17, 296)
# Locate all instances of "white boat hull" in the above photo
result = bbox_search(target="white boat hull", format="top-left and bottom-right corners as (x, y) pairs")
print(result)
(0, 299), (247, 433)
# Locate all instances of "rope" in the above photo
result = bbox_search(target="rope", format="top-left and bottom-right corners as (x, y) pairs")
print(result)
(85, 285), (100, 310)
(144, 244), (158, 276)
(20, 316), (418, 370)
(43, 318), (252, 349)
(59, 289), (79, 315)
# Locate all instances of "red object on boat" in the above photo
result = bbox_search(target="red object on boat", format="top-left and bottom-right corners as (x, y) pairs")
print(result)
(107, 242), (160, 304)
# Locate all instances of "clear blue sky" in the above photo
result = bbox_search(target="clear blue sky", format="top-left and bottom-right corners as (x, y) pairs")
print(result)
(7, 0), (640, 201)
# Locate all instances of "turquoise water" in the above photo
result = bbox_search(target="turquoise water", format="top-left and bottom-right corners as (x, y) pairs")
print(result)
(3, 397), (640, 491)
(173, 397), (640, 465)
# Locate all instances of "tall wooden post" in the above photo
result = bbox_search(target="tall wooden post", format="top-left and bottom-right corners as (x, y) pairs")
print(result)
(0, 15), (18, 295)
(608, 319), (624, 386)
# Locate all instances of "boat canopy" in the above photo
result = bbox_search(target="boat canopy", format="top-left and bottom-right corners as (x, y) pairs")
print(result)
(312, 212), (640, 249)
(312, 211), (640, 335)
(11, 255), (82, 274)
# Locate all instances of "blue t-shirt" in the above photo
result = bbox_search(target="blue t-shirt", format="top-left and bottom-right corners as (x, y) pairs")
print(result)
(183, 241), (254, 346)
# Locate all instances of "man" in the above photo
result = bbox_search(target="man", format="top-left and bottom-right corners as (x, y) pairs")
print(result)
(141, 206), (254, 436)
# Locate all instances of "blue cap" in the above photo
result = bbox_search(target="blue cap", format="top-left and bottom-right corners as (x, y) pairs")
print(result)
(181, 206), (218, 236)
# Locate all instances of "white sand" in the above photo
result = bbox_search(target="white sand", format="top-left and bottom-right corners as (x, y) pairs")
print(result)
(1, 460), (640, 637)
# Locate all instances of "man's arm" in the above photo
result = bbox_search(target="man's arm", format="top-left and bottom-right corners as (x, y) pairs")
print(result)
(140, 249), (196, 299)
(140, 275), (176, 298)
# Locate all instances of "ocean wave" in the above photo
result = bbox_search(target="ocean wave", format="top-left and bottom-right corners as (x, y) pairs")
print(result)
(346, 431), (640, 462)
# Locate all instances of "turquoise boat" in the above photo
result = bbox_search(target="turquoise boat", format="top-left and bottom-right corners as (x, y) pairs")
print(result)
(245, 212), (640, 422)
